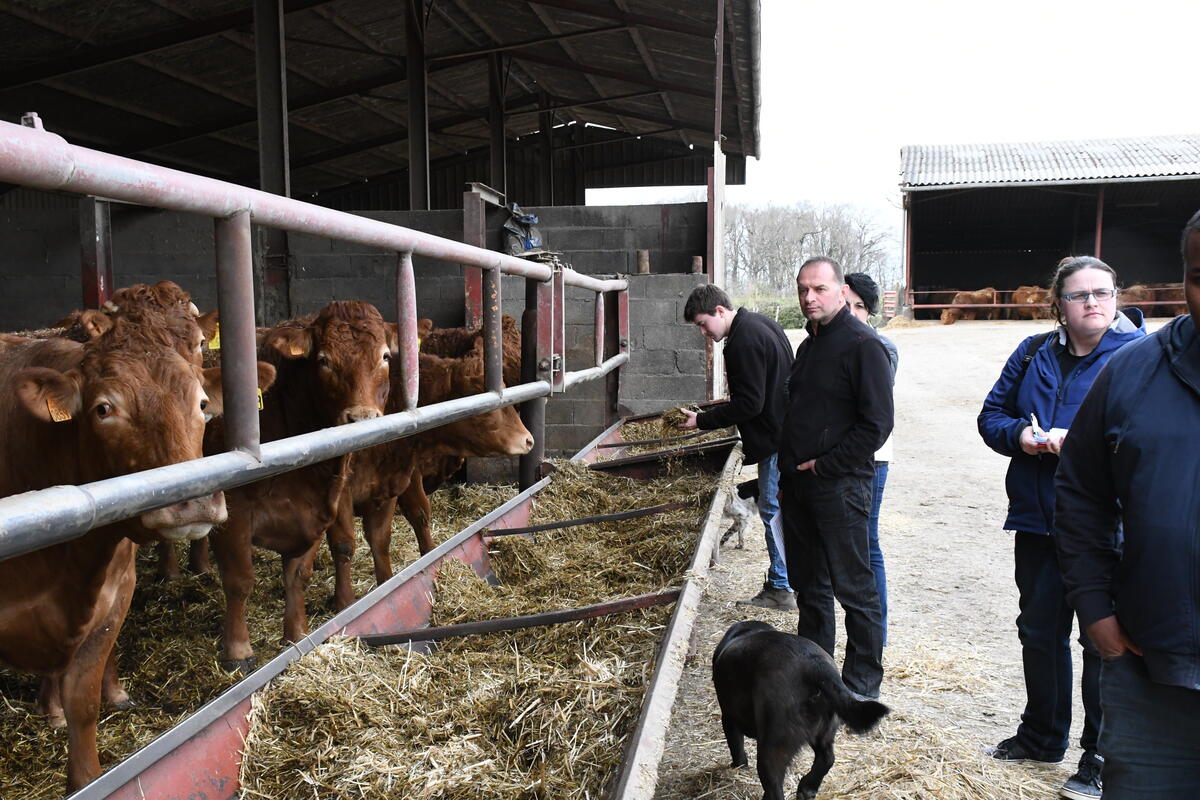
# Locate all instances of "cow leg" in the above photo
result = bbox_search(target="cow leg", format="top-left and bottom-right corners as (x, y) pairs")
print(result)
(100, 646), (133, 710)
(187, 538), (212, 574)
(796, 728), (836, 800)
(326, 501), (358, 611)
(362, 496), (400, 584)
(281, 538), (324, 644)
(38, 675), (66, 728)
(210, 521), (256, 673)
(155, 540), (181, 581)
(399, 476), (436, 555)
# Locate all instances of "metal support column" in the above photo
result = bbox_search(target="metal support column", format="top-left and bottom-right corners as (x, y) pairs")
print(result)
(488, 52), (507, 199)
(253, 0), (292, 322)
(519, 277), (550, 489)
(406, 0), (430, 211)
(214, 211), (261, 459)
(539, 91), (554, 205)
(1094, 185), (1106, 259)
(603, 289), (624, 425)
(462, 190), (485, 328)
(79, 197), (113, 308)
(396, 251), (419, 410)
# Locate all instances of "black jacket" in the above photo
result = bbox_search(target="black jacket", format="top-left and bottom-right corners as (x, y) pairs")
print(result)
(779, 303), (894, 480)
(1055, 314), (1200, 690)
(696, 309), (793, 465)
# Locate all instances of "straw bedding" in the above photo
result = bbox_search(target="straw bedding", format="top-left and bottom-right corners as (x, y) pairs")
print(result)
(617, 406), (734, 458)
(239, 462), (715, 799)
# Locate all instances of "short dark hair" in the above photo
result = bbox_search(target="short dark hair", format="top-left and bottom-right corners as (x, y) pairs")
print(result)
(844, 272), (880, 314)
(683, 284), (734, 322)
(1183, 209), (1200, 263)
(798, 256), (844, 284)
(1048, 255), (1117, 325)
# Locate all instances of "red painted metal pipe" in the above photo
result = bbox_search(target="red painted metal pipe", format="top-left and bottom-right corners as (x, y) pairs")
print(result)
(396, 251), (419, 411)
(213, 211), (260, 458)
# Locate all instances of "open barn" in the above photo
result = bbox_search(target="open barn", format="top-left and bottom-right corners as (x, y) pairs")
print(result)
(901, 135), (1200, 318)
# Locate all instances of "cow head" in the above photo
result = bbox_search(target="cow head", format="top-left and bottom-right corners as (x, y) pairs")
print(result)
(262, 301), (396, 426)
(13, 316), (249, 543)
(83, 280), (217, 366)
(416, 352), (534, 457)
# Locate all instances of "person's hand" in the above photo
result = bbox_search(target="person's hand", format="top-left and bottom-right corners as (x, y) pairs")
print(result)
(678, 409), (699, 430)
(1019, 425), (1047, 456)
(1044, 428), (1068, 456)
(796, 459), (816, 472)
(1086, 615), (1143, 660)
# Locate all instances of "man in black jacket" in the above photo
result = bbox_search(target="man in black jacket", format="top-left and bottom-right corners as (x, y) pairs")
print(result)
(779, 257), (894, 698)
(1055, 210), (1200, 799)
(680, 284), (796, 609)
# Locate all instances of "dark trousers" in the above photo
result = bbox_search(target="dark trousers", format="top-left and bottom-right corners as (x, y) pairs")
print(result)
(780, 470), (884, 697)
(1099, 654), (1200, 799)
(868, 462), (889, 645)
(1013, 531), (1102, 758)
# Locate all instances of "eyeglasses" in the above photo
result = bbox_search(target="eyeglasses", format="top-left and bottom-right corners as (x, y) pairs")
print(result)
(1060, 289), (1117, 304)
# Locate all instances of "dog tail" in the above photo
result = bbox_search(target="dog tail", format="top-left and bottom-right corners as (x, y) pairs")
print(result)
(837, 696), (890, 734)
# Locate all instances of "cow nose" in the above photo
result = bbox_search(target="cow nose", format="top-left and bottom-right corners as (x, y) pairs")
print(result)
(340, 406), (383, 424)
(524, 433), (535, 451)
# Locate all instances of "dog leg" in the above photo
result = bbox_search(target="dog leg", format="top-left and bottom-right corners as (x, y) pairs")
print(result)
(721, 714), (748, 768)
(796, 731), (835, 800)
(755, 741), (793, 800)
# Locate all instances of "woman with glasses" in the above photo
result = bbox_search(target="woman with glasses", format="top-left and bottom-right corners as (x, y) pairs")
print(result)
(977, 256), (1146, 800)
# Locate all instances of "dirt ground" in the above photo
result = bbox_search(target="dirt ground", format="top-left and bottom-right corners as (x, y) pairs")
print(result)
(651, 318), (1165, 800)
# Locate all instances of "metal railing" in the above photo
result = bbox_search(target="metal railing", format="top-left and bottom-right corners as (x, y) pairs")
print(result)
(0, 118), (630, 560)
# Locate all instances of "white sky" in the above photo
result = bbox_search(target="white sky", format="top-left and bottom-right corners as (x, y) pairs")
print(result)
(592, 0), (1199, 229)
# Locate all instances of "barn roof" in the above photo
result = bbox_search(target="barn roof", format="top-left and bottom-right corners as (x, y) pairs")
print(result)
(0, 0), (759, 201)
(901, 134), (1200, 190)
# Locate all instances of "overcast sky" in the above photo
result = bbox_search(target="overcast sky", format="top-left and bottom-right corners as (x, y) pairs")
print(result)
(593, 0), (1199, 229)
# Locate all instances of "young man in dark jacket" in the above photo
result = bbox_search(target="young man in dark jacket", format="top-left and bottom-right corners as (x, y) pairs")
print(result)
(778, 257), (894, 698)
(681, 284), (796, 609)
(1055, 210), (1200, 799)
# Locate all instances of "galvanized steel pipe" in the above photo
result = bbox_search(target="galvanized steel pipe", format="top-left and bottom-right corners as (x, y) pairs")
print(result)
(561, 353), (629, 391)
(213, 210), (260, 458)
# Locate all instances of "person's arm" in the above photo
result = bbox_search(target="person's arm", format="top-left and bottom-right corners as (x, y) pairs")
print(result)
(978, 338), (1038, 457)
(1054, 367), (1135, 657)
(695, 334), (766, 430)
(810, 337), (893, 476)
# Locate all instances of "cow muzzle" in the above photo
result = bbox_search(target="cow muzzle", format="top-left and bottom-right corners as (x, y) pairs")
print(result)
(339, 406), (383, 425)
(140, 491), (228, 541)
(507, 431), (536, 455)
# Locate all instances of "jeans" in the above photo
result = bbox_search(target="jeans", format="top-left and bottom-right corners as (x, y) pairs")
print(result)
(757, 454), (791, 591)
(780, 469), (883, 697)
(868, 462), (889, 645)
(1012, 531), (1102, 758)
(1099, 653), (1200, 799)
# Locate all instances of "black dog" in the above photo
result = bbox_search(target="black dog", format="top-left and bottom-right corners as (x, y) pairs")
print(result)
(712, 620), (890, 799)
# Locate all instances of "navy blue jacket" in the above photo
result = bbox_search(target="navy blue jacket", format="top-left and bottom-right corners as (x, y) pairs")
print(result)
(1055, 314), (1200, 690)
(977, 309), (1146, 534)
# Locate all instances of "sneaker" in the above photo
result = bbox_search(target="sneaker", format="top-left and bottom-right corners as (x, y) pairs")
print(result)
(736, 582), (798, 610)
(1060, 751), (1103, 800)
(982, 736), (1064, 764)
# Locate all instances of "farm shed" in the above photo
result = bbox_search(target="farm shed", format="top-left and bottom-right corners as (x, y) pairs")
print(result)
(900, 135), (1200, 314)
(0, 0), (763, 455)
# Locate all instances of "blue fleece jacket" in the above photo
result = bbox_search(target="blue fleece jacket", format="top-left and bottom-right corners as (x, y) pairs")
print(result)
(1055, 313), (1200, 690)
(977, 309), (1146, 534)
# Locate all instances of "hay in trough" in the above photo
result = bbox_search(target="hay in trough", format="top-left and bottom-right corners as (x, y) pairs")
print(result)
(240, 460), (716, 799)
(617, 407), (735, 458)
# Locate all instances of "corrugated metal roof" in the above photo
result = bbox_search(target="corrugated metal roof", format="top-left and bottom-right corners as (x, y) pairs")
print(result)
(901, 135), (1200, 189)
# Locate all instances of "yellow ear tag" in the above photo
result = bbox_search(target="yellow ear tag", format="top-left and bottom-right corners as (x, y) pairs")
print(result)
(47, 397), (73, 422)
(207, 324), (221, 351)
(257, 388), (265, 411)
(417, 337), (423, 351)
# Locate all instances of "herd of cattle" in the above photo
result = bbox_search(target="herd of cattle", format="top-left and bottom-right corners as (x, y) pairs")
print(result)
(0, 280), (533, 792)
(936, 282), (1187, 324)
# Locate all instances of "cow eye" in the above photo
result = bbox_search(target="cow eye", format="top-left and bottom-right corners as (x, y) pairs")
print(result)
(317, 354), (330, 367)
(95, 402), (113, 418)
(382, 352), (391, 362)
(200, 398), (209, 412)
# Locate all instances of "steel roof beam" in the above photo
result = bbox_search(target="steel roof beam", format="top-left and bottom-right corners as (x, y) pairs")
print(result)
(509, 50), (710, 98)
(429, 23), (627, 65)
(520, 0), (713, 39)
(0, 0), (336, 92)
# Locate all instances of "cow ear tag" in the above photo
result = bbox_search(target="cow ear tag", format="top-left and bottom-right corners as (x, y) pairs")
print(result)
(47, 397), (73, 422)
(207, 324), (221, 351)
(257, 388), (265, 411)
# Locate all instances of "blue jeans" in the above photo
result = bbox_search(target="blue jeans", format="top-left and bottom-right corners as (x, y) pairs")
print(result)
(757, 454), (790, 591)
(1012, 531), (1102, 758)
(868, 462), (889, 645)
(1099, 653), (1200, 799)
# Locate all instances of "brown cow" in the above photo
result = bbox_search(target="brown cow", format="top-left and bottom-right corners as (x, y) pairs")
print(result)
(207, 301), (396, 672)
(940, 287), (999, 325)
(324, 346), (534, 607)
(1152, 283), (1188, 317)
(1010, 285), (1054, 320)
(1119, 283), (1157, 311)
(0, 314), (245, 793)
